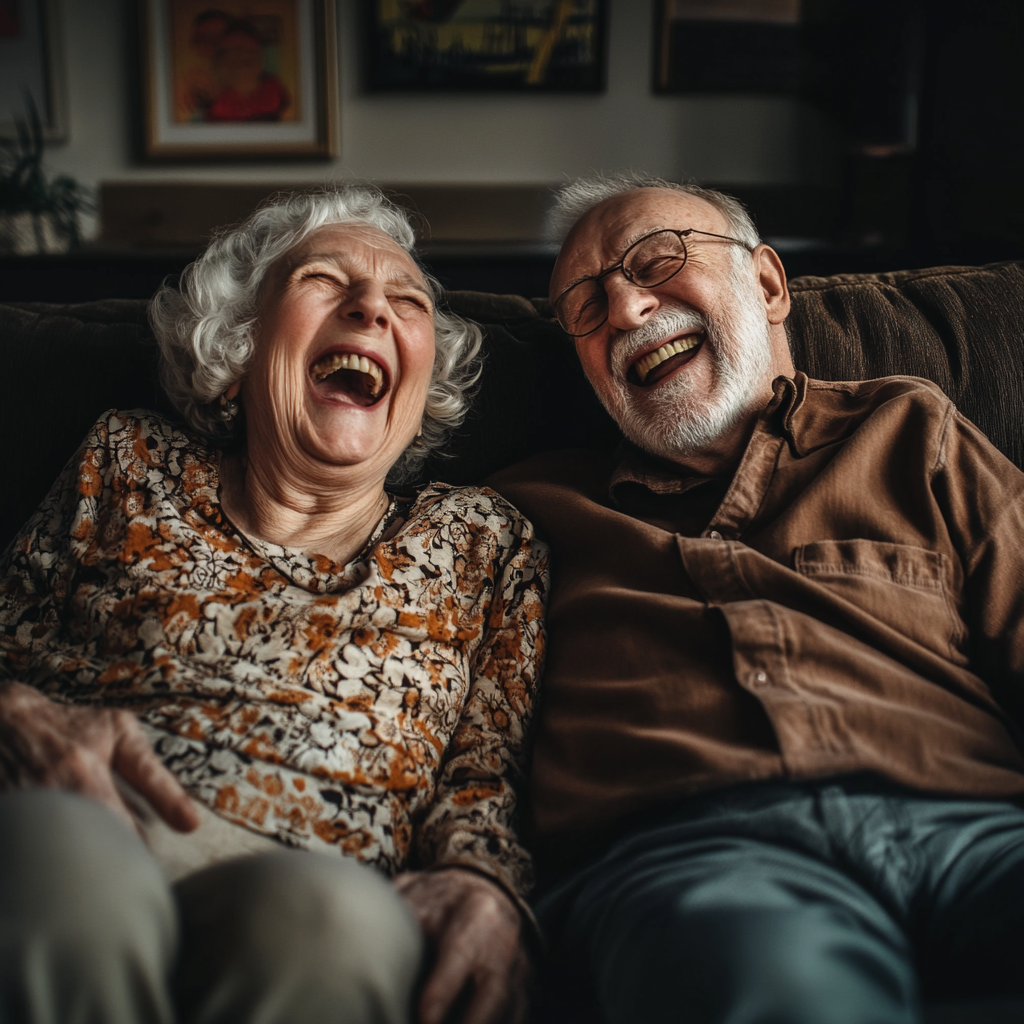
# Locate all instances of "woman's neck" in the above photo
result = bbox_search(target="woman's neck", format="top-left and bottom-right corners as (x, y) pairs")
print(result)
(218, 449), (390, 566)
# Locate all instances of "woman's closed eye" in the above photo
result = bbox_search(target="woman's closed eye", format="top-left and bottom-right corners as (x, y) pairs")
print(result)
(298, 270), (347, 292)
(386, 289), (432, 315)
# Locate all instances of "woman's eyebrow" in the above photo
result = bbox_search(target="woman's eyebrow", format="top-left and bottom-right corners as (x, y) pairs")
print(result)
(288, 250), (346, 272)
(384, 270), (431, 293)
(288, 253), (429, 290)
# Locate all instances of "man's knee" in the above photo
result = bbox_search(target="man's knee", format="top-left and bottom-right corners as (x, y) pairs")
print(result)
(593, 902), (917, 1024)
(174, 850), (422, 1024)
(0, 789), (176, 1024)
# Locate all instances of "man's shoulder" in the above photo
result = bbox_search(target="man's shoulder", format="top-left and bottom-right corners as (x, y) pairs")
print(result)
(789, 375), (954, 454)
(806, 375), (950, 405)
(485, 449), (617, 534)
(487, 447), (615, 496)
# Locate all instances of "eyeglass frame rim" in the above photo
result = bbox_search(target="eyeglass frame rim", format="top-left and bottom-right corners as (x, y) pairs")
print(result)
(551, 226), (757, 338)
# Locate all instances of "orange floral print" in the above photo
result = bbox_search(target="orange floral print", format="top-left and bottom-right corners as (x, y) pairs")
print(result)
(0, 411), (548, 899)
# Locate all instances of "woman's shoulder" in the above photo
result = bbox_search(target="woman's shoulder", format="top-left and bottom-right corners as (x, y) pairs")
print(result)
(82, 409), (212, 467)
(393, 483), (548, 585)
(408, 482), (533, 528)
(401, 482), (543, 554)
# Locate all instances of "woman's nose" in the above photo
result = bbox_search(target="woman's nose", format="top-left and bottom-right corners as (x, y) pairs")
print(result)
(604, 274), (660, 331)
(340, 281), (389, 327)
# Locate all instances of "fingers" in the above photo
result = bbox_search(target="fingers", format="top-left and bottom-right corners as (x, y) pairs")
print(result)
(400, 870), (525, 1024)
(47, 740), (142, 831)
(419, 916), (521, 1024)
(111, 711), (200, 832)
(0, 684), (198, 833)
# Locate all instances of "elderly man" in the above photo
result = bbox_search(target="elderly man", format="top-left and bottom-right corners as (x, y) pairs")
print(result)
(490, 174), (1024, 1024)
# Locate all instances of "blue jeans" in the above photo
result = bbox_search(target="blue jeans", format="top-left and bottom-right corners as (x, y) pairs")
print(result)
(536, 778), (1024, 1024)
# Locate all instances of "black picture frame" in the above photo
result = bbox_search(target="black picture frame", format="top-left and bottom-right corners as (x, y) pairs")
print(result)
(0, 0), (68, 141)
(654, 0), (801, 94)
(364, 0), (606, 93)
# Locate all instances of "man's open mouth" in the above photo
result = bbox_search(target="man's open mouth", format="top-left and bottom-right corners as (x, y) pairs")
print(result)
(630, 334), (704, 386)
(309, 351), (388, 407)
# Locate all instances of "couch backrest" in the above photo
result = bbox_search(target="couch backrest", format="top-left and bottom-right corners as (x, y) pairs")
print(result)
(2, 260), (1023, 550)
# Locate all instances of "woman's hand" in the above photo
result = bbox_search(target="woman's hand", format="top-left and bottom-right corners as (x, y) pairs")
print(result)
(0, 680), (200, 833)
(395, 867), (531, 1024)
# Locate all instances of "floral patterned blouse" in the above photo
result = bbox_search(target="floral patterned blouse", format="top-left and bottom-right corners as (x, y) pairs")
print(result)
(0, 411), (548, 899)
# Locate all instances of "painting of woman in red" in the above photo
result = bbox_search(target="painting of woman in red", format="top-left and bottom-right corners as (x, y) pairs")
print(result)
(171, 2), (299, 124)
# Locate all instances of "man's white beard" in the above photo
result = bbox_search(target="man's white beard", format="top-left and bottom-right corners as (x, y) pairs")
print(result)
(593, 267), (773, 464)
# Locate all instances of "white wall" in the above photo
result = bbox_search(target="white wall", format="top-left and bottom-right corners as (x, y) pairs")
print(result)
(43, 0), (811, 237)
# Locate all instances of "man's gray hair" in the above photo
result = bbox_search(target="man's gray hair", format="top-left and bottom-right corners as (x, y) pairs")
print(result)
(149, 183), (482, 484)
(548, 172), (761, 250)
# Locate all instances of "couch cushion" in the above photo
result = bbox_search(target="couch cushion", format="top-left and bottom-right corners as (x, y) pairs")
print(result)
(0, 300), (174, 547)
(787, 261), (1024, 469)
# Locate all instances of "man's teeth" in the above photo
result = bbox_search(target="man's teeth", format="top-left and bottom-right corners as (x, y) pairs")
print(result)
(310, 352), (384, 397)
(635, 336), (701, 383)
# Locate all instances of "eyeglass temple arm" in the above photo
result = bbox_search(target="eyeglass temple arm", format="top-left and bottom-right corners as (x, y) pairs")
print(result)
(681, 228), (757, 251)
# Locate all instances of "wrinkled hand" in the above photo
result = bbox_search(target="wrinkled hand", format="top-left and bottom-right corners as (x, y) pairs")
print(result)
(396, 867), (531, 1024)
(0, 680), (199, 833)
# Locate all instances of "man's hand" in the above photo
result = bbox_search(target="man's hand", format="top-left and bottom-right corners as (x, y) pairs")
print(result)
(0, 680), (199, 833)
(395, 867), (531, 1024)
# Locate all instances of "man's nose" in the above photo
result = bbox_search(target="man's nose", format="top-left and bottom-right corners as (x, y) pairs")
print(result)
(604, 273), (660, 331)
(339, 281), (390, 328)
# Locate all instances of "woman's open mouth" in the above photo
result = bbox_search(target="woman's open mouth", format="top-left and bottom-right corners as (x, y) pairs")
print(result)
(309, 351), (389, 407)
(630, 334), (704, 387)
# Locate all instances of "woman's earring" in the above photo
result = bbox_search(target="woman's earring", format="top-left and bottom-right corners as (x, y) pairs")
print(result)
(218, 393), (240, 422)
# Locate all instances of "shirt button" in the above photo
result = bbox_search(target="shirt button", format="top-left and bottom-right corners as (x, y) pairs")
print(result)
(752, 671), (769, 686)
(708, 530), (722, 540)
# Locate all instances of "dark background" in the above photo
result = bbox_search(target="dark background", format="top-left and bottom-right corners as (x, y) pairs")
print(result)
(1, 0), (1021, 303)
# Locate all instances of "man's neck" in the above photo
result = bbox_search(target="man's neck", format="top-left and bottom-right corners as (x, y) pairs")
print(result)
(654, 409), (759, 479)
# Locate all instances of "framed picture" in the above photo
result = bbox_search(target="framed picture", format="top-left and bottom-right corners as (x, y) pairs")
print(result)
(365, 0), (606, 92)
(655, 0), (801, 94)
(140, 0), (338, 161)
(0, 0), (68, 140)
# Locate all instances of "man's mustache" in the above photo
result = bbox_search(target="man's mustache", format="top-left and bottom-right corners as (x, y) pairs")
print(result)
(611, 305), (709, 378)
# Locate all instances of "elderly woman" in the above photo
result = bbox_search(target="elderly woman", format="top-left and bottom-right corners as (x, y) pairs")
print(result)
(0, 185), (547, 1024)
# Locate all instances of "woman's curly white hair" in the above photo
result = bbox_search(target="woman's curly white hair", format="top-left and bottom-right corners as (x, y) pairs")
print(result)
(149, 183), (482, 484)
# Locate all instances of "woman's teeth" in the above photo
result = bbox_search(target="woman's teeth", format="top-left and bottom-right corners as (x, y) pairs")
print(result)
(635, 335), (701, 384)
(310, 351), (385, 398)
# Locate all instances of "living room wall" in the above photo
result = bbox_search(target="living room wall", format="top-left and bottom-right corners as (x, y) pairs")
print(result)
(40, 0), (814, 241)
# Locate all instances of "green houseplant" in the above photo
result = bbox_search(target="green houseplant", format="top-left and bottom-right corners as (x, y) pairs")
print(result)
(0, 93), (93, 254)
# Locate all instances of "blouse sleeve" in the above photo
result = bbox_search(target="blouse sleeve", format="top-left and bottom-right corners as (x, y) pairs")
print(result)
(0, 415), (117, 691)
(413, 495), (549, 908)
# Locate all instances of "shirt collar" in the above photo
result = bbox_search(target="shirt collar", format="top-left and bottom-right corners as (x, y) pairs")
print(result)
(607, 371), (809, 504)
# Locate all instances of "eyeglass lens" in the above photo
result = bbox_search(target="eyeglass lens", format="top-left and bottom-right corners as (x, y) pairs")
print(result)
(557, 230), (688, 336)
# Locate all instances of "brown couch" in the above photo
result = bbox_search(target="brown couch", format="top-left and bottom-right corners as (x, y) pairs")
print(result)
(3, 260), (1024, 550)
(3, 261), (1024, 1022)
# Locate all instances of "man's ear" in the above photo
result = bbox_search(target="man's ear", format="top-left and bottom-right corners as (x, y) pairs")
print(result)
(754, 245), (790, 326)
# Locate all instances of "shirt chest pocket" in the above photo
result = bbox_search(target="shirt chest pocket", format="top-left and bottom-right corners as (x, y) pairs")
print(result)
(792, 539), (964, 658)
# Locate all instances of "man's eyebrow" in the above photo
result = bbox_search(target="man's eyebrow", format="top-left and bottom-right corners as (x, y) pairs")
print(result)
(557, 226), (671, 294)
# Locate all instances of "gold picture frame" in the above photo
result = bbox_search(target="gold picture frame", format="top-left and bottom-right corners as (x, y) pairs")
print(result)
(140, 0), (338, 161)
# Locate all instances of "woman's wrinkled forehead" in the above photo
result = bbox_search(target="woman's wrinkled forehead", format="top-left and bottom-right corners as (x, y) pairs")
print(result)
(284, 222), (422, 276)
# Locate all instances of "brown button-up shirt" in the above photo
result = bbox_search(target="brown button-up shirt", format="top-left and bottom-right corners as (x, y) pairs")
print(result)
(490, 373), (1024, 861)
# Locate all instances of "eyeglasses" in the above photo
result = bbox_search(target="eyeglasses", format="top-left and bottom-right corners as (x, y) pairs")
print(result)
(552, 227), (755, 338)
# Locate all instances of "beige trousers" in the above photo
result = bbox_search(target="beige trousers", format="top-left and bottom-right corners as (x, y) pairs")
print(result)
(0, 790), (422, 1024)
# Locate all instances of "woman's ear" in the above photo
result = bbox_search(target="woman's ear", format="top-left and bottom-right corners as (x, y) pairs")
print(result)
(755, 244), (791, 326)
(225, 380), (242, 401)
